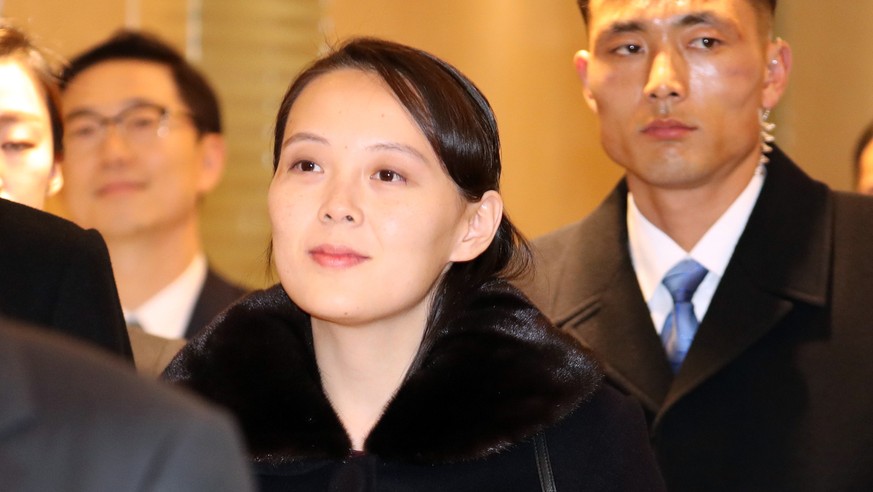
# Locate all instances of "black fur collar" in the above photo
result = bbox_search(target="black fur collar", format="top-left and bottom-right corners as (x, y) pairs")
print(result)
(165, 280), (601, 465)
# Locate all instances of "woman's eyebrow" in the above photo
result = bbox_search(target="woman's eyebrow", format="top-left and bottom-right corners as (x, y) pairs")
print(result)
(366, 142), (429, 164)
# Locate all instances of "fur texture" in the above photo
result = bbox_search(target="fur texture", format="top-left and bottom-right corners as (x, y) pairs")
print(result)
(164, 279), (601, 465)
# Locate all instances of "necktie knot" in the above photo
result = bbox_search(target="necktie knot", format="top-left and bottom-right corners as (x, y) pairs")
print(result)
(663, 259), (708, 303)
(661, 259), (708, 373)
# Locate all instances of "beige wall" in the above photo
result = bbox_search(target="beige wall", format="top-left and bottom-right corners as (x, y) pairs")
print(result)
(323, 0), (620, 240)
(3, 0), (186, 56)
(776, 2), (873, 190)
(3, 1), (872, 287)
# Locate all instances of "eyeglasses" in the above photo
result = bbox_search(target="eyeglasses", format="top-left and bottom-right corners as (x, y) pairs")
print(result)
(64, 102), (193, 152)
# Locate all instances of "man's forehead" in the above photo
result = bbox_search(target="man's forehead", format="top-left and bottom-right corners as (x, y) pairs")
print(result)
(589, 0), (739, 24)
(586, 0), (762, 39)
(63, 60), (182, 112)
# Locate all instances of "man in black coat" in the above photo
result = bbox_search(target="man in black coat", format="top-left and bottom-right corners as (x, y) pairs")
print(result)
(521, 0), (873, 490)
(0, 316), (253, 491)
(0, 198), (132, 360)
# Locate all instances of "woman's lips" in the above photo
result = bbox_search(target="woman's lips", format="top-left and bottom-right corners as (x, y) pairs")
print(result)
(309, 245), (370, 268)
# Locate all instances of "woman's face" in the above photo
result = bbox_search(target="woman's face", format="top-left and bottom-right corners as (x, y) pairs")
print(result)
(0, 60), (61, 210)
(269, 68), (476, 329)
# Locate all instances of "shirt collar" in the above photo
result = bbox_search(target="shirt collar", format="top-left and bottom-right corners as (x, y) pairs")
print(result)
(628, 165), (767, 302)
(123, 253), (208, 339)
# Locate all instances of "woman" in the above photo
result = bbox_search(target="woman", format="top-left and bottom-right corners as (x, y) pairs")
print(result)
(0, 23), (64, 209)
(165, 38), (664, 491)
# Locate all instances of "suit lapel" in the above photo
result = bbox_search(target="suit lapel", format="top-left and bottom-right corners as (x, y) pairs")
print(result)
(549, 183), (672, 412)
(568, 264), (674, 412)
(658, 147), (832, 421)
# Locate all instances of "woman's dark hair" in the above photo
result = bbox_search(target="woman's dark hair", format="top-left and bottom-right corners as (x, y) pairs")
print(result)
(0, 23), (63, 158)
(272, 37), (532, 361)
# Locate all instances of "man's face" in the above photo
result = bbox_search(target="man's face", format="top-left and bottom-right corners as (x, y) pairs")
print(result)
(577, 0), (789, 194)
(61, 60), (222, 239)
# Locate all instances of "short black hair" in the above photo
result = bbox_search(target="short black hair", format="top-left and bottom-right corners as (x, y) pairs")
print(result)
(0, 22), (63, 157)
(575, 0), (777, 25)
(60, 30), (221, 135)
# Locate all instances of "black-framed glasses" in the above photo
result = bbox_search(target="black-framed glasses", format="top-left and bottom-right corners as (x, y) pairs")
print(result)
(64, 102), (193, 151)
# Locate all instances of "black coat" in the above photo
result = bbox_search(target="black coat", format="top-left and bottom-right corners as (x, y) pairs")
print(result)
(165, 280), (665, 491)
(184, 268), (247, 339)
(522, 147), (873, 491)
(0, 198), (132, 360)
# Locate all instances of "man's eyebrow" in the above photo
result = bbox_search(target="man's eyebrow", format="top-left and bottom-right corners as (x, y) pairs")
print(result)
(677, 11), (722, 28)
(591, 19), (645, 48)
(676, 11), (741, 37)
(366, 142), (429, 164)
(597, 20), (645, 38)
(596, 11), (736, 39)
(603, 20), (646, 36)
(64, 98), (163, 121)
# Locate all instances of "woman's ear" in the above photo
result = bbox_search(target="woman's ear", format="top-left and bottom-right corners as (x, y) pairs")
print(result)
(450, 190), (503, 262)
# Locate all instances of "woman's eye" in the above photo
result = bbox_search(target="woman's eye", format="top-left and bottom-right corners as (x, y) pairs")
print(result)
(290, 160), (322, 173)
(372, 169), (406, 183)
(2, 141), (35, 152)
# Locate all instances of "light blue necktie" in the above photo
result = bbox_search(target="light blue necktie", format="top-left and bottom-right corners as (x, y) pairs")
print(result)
(661, 259), (708, 373)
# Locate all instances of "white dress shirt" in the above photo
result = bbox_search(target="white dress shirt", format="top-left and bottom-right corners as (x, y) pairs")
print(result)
(627, 166), (767, 334)
(123, 253), (208, 340)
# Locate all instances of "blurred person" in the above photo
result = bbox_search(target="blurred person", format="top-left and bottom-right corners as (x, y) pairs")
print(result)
(0, 315), (254, 491)
(853, 120), (873, 194)
(521, 0), (873, 490)
(0, 23), (63, 208)
(165, 38), (666, 491)
(0, 22), (131, 360)
(59, 31), (246, 364)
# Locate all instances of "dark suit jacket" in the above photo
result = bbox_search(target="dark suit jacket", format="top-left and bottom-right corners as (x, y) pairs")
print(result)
(184, 268), (246, 339)
(0, 198), (132, 360)
(0, 317), (253, 491)
(521, 147), (873, 491)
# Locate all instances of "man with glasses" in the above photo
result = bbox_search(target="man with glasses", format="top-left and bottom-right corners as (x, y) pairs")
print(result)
(60, 31), (246, 375)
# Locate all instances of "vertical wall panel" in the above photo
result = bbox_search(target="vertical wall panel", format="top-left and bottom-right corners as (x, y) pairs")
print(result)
(198, 0), (320, 287)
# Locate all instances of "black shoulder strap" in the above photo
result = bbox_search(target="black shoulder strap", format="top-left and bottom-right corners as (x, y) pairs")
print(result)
(534, 433), (557, 492)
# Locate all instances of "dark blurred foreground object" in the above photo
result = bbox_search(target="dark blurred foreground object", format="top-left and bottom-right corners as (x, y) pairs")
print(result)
(0, 197), (132, 360)
(0, 316), (254, 491)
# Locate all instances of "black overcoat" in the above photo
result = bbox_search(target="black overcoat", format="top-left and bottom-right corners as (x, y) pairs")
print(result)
(522, 146), (873, 491)
(0, 198), (131, 360)
(165, 280), (666, 491)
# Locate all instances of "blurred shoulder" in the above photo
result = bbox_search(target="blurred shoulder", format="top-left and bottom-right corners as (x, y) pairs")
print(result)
(0, 198), (102, 251)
